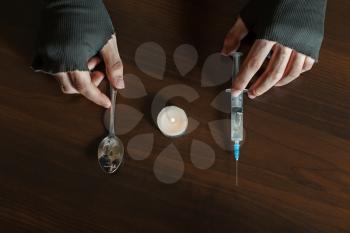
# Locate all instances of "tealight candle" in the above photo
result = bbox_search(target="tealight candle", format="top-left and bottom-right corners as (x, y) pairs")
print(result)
(157, 106), (188, 137)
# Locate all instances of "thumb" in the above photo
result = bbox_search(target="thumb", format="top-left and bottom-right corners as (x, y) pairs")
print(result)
(221, 16), (248, 56)
(100, 34), (125, 89)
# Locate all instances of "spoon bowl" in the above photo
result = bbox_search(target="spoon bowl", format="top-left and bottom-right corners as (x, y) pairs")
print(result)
(98, 135), (124, 174)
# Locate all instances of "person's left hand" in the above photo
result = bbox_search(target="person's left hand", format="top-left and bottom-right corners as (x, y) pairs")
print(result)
(221, 17), (315, 99)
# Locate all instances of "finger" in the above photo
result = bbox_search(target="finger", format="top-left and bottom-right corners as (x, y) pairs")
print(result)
(88, 56), (102, 70)
(69, 71), (111, 108)
(249, 44), (292, 98)
(275, 51), (305, 87)
(302, 56), (315, 72)
(91, 71), (105, 87)
(100, 34), (125, 89)
(282, 50), (298, 77)
(221, 17), (248, 56)
(232, 39), (276, 96)
(55, 72), (78, 94)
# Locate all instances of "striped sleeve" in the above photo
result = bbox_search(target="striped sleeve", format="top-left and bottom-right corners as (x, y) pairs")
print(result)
(32, 0), (115, 74)
(240, 0), (327, 60)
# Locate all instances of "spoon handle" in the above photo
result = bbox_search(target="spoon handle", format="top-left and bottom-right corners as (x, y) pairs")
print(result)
(109, 84), (117, 137)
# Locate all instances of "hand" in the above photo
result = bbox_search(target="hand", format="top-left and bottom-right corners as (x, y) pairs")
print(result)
(54, 35), (124, 108)
(222, 17), (315, 99)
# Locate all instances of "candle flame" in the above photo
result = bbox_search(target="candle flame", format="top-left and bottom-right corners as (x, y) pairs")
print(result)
(170, 117), (176, 123)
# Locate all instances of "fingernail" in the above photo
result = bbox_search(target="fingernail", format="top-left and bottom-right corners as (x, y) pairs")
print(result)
(232, 89), (241, 97)
(275, 82), (283, 87)
(115, 79), (125, 89)
(104, 101), (111, 108)
(248, 93), (256, 99)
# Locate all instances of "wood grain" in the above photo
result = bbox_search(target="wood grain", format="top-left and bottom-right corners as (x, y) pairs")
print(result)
(0, 0), (349, 232)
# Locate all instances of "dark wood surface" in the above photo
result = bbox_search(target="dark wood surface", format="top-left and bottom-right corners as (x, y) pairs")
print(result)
(0, 0), (350, 232)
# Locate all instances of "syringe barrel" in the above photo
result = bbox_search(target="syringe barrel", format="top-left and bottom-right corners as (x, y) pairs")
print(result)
(231, 95), (243, 141)
(231, 53), (244, 142)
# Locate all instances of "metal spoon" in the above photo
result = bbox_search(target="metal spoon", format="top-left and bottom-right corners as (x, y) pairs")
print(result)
(97, 85), (124, 174)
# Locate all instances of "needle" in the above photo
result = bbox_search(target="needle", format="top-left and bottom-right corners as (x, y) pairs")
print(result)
(235, 159), (238, 186)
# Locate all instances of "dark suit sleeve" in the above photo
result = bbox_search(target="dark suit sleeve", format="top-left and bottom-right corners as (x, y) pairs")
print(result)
(32, 0), (115, 74)
(240, 0), (327, 60)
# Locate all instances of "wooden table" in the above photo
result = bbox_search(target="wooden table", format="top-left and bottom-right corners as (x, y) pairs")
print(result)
(0, 0), (349, 232)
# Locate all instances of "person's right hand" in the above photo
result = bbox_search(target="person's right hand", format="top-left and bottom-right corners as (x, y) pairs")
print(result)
(54, 35), (124, 108)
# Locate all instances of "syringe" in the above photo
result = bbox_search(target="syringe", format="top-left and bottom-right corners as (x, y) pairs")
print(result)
(225, 52), (244, 186)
